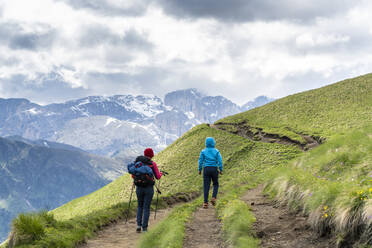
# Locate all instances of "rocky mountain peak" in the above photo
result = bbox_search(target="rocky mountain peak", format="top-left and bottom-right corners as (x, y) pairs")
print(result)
(164, 89), (241, 123)
(241, 95), (275, 111)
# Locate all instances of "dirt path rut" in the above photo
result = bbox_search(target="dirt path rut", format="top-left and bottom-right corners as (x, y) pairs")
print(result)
(80, 208), (172, 248)
(183, 206), (226, 248)
(242, 185), (334, 248)
(211, 122), (322, 151)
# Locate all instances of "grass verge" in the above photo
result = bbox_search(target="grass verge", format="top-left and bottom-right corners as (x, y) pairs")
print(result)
(5, 192), (197, 248)
(139, 197), (202, 248)
(265, 126), (372, 247)
(216, 183), (260, 248)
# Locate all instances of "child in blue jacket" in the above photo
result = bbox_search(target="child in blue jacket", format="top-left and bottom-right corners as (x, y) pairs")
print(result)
(198, 137), (223, 208)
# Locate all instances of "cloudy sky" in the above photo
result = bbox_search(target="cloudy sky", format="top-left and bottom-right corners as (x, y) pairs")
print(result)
(0, 0), (372, 105)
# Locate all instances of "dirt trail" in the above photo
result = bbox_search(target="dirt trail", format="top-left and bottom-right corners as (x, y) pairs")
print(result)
(211, 122), (322, 151)
(183, 206), (226, 248)
(80, 208), (172, 248)
(242, 185), (334, 248)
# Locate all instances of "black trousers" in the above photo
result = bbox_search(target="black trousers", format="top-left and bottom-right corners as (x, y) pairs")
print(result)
(203, 166), (219, 203)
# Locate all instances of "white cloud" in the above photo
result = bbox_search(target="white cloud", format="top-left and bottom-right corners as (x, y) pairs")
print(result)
(0, 0), (372, 105)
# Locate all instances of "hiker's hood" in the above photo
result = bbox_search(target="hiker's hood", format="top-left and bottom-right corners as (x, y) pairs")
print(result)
(205, 137), (216, 148)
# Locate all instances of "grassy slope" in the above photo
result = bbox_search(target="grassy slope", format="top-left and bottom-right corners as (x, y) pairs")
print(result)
(6, 73), (372, 247)
(138, 127), (300, 248)
(218, 73), (372, 246)
(7, 123), (300, 247)
(218, 73), (372, 142)
(52, 124), (250, 220)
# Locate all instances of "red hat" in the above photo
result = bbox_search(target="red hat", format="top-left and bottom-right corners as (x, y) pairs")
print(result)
(144, 148), (154, 158)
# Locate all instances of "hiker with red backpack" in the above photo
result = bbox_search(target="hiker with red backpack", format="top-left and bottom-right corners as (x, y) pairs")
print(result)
(198, 137), (223, 208)
(128, 148), (162, 233)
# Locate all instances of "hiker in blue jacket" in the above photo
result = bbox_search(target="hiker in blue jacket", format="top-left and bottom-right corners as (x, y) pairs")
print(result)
(198, 137), (223, 208)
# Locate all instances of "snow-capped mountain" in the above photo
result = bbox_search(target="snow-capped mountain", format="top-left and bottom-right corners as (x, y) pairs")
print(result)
(164, 89), (242, 123)
(241, 95), (275, 111)
(53, 116), (178, 158)
(0, 89), (274, 161)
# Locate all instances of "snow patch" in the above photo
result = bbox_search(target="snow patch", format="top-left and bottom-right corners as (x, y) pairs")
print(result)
(165, 105), (173, 111)
(25, 199), (33, 208)
(185, 111), (195, 119)
(25, 108), (42, 115)
(125, 97), (164, 117)
(0, 199), (9, 209)
(105, 117), (118, 127)
(77, 99), (90, 106)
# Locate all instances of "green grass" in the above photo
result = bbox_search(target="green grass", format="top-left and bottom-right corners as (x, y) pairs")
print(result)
(52, 124), (253, 220)
(7, 211), (54, 247)
(7, 73), (372, 247)
(137, 127), (301, 248)
(215, 183), (259, 248)
(139, 197), (202, 248)
(264, 125), (372, 246)
(219, 199), (259, 248)
(217, 73), (372, 140)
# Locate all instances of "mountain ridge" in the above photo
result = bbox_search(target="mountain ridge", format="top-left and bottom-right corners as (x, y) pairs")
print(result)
(0, 89), (274, 160)
(0, 136), (123, 242)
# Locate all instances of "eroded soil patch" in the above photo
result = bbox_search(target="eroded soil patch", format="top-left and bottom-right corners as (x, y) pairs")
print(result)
(242, 185), (334, 248)
(212, 122), (322, 151)
(183, 206), (226, 248)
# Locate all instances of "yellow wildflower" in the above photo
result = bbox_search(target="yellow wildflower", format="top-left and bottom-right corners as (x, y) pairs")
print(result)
(324, 213), (328, 218)
(324, 206), (328, 210)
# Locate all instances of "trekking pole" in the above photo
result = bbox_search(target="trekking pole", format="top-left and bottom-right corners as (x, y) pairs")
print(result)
(125, 183), (135, 224)
(154, 180), (161, 220)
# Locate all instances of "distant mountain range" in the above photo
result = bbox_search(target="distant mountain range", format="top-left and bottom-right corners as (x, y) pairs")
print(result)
(0, 89), (274, 161)
(0, 136), (122, 241)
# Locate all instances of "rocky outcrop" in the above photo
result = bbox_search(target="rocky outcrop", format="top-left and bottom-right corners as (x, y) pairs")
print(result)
(164, 89), (241, 123)
(155, 110), (192, 136)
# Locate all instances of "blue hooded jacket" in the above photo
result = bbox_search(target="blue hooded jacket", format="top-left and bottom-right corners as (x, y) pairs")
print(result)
(198, 137), (223, 172)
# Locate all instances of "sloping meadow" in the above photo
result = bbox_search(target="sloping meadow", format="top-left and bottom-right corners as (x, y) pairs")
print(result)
(3, 73), (372, 247)
(218, 73), (372, 246)
(265, 125), (372, 246)
(3, 123), (301, 248)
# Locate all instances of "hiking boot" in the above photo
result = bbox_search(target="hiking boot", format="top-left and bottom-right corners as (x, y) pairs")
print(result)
(211, 197), (217, 206)
(142, 227), (148, 232)
(203, 202), (208, 209)
(136, 226), (142, 233)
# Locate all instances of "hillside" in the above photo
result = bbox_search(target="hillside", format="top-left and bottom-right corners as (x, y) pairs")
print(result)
(0, 137), (122, 242)
(217, 74), (372, 142)
(3, 74), (371, 247)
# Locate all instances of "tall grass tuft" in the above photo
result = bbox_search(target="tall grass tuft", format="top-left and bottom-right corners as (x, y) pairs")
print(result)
(265, 126), (372, 246)
(219, 199), (259, 248)
(8, 211), (55, 247)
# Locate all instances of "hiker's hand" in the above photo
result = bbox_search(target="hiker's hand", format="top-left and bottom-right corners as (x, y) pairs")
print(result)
(219, 171), (223, 175)
(198, 171), (201, 175)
